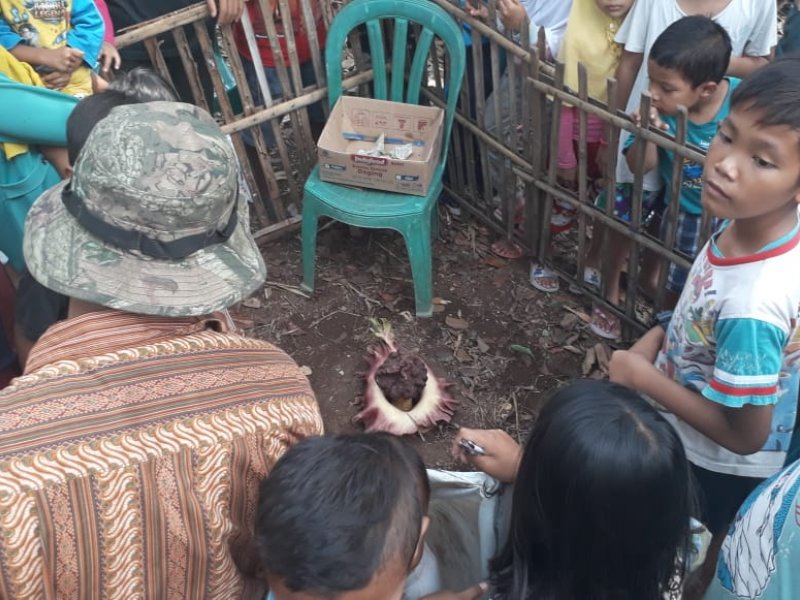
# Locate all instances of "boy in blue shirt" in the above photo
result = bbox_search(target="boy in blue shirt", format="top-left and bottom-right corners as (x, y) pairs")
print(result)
(0, 0), (104, 96)
(626, 16), (737, 308)
(612, 56), (800, 595)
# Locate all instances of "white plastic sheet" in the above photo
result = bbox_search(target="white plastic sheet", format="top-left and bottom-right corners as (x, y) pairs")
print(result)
(404, 470), (508, 599)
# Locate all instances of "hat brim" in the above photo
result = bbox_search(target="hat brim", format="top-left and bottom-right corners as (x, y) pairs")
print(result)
(24, 180), (266, 317)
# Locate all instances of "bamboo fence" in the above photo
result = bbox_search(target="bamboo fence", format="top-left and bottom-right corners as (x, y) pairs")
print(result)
(114, 0), (721, 335)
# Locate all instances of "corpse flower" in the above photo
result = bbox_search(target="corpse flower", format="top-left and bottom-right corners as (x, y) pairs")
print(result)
(355, 319), (458, 436)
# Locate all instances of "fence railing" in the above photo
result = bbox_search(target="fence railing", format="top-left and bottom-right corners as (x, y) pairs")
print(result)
(115, 0), (717, 337)
(424, 0), (715, 337)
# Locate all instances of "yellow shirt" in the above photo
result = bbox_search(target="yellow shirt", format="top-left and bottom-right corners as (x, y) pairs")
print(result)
(0, 45), (45, 158)
(0, 0), (92, 97)
(558, 0), (623, 102)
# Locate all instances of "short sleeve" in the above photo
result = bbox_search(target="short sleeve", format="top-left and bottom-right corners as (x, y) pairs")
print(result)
(622, 132), (636, 154)
(742, 1), (778, 57)
(0, 17), (23, 50)
(703, 318), (787, 407)
(615, 0), (650, 53)
(66, 0), (105, 68)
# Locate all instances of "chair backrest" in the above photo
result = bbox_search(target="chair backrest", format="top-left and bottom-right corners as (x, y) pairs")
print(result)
(325, 0), (466, 164)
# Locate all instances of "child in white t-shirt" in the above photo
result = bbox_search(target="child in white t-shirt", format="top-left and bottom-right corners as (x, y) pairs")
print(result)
(611, 58), (800, 596)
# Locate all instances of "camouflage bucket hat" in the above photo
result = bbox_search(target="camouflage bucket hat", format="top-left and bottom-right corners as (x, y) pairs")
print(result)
(24, 101), (266, 317)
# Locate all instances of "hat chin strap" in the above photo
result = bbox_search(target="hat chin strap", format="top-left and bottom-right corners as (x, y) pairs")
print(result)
(61, 184), (239, 260)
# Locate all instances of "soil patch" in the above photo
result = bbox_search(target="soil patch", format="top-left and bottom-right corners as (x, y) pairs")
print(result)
(242, 212), (607, 468)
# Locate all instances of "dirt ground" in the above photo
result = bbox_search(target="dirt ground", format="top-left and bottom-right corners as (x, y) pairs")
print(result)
(240, 210), (613, 468)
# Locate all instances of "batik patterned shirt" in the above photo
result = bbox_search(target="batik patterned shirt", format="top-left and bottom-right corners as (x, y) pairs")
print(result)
(0, 309), (323, 599)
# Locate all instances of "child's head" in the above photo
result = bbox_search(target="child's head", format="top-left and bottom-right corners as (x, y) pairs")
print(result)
(646, 16), (732, 115)
(256, 433), (430, 600)
(490, 380), (694, 600)
(702, 57), (800, 221)
(66, 69), (177, 165)
(108, 67), (179, 103)
(594, 0), (634, 20)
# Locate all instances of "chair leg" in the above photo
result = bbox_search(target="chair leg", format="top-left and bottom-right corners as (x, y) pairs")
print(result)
(301, 203), (319, 293)
(402, 217), (433, 318)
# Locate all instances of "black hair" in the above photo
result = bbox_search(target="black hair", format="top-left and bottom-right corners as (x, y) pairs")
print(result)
(649, 16), (732, 87)
(108, 67), (178, 103)
(490, 380), (695, 600)
(730, 56), (800, 130)
(66, 69), (177, 164)
(256, 433), (428, 596)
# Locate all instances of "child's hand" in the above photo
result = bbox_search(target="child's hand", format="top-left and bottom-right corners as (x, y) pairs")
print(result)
(631, 106), (669, 131)
(422, 582), (489, 600)
(609, 349), (657, 389)
(206, 0), (244, 25)
(452, 427), (522, 483)
(98, 42), (121, 75)
(497, 0), (527, 32)
(42, 70), (71, 90)
(42, 47), (84, 72)
(467, 1), (489, 19)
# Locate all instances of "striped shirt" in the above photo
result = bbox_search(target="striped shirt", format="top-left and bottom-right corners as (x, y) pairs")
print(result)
(0, 309), (323, 599)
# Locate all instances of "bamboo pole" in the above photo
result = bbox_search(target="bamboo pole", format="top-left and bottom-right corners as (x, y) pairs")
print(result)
(220, 69), (374, 134)
(115, 3), (209, 48)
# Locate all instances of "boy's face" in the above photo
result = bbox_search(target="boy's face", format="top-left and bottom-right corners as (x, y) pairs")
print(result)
(646, 60), (706, 116)
(594, 0), (634, 19)
(267, 558), (408, 600)
(702, 105), (800, 220)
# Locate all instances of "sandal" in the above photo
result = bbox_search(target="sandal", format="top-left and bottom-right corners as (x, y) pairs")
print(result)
(530, 264), (560, 293)
(569, 266), (602, 295)
(590, 305), (621, 340)
(491, 239), (524, 260)
(550, 201), (576, 235)
(583, 266), (602, 289)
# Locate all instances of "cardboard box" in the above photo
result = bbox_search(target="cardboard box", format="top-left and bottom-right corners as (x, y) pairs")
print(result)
(317, 96), (445, 196)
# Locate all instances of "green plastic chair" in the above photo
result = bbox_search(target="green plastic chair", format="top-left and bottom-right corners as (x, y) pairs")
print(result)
(301, 0), (466, 317)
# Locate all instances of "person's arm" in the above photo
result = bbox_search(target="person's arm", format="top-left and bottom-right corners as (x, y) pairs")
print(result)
(610, 317), (787, 455)
(66, 0), (105, 69)
(9, 44), (83, 71)
(207, 0), (245, 25)
(0, 78), (78, 145)
(609, 351), (773, 454)
(625, 103), (670, 173)
(727, 0), (777, 78)
(452, 427), (523, 483)
(626, 133), (658, 174)
(630, 325), (666, 361)
(727, 55), (771, 78)
(40, 146), (71, 177)
(422, 583), (489, 600)
(615, 50), (644, 112)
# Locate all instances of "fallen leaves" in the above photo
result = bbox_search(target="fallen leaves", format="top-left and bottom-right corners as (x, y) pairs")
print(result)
(445, 316), (470, 330)
(582, 342), (612, 378)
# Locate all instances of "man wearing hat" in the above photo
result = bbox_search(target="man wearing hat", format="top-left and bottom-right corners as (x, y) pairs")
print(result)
(0, 102), (322, 599)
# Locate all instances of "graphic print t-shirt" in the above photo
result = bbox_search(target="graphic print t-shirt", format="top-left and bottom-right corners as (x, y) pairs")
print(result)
(654, 220), (800, 478)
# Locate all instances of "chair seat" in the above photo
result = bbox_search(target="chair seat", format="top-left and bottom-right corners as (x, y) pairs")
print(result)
(304, 165), (443, 221)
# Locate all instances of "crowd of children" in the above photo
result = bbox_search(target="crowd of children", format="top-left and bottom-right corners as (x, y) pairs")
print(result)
(1, 1), (800, 599)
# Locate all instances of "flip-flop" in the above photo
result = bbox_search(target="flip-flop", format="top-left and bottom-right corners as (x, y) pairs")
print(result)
(589, 305), (621, 340)
(491, 239), (524, 260)
(530, 264), (560, 293)
(568, 266), (602, 295)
